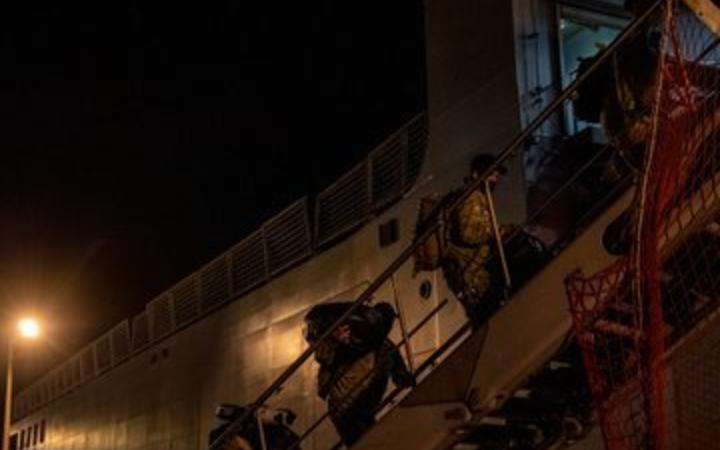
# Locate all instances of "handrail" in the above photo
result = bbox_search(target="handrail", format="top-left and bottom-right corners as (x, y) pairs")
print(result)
(208, 2), (664, 448)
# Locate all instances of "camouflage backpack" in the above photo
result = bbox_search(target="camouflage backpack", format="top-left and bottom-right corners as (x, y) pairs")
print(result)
(412, 194), (448, 273)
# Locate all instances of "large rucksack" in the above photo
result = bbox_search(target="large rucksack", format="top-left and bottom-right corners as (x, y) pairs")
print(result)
(303, 302), (395, 362)
(412, 194), (449, 273)
(486, 229), (549, 290)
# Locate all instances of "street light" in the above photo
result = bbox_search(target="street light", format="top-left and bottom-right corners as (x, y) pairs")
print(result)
(2, 318), (41, 450)
(17, 320), (39, 339)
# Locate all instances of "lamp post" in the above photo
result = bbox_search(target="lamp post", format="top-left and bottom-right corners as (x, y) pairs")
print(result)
(2, 319), (40, 450)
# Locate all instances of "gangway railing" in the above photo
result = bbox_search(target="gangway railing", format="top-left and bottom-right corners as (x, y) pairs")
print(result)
(208, 2), (664, 449)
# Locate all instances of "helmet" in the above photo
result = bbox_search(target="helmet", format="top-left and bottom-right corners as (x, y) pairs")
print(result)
(215, 404), (246, 422)
(471, 153), (507, 177)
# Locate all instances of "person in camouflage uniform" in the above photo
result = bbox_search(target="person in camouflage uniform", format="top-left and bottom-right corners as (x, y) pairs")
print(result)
(304, 302), (412, 446)
(208, 404), (300, 450)
(574, 0), (661, 179)
(442, 154), (507, 327)
(605, 0), (661, 173)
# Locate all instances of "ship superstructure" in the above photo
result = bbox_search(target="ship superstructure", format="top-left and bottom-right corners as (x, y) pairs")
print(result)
(9, 1), (720, 450)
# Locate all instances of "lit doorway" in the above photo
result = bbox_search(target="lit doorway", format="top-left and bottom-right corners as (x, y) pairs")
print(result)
(558, 4), (628, 134)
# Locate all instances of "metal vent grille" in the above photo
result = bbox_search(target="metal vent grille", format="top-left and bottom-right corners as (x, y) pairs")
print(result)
(201, 255), (230, 311)
(316, 162), (370, 246)
(43, 380), (50, 404)
(63, 363), (73, 392)
(52, 372), (59, 398)
(172, 275), (200, 325)
(264, 198), (312, 275)
(37, 385), (44, 408)
(23, 392), (30, 414)
(95, 335), (112, 372)
(28, 390), (35, 412)
(80, 346), (96, 381)
(18, 394), (26, 417)
(55, 370), (64, 396)
(38, 381), (47, 406)
(72, 357), (82, 387)
(26, 388), (35, 411)
(148, 295), (174, 340)
(111, 320), (131, 363)
(30, 387), (37, 411)
(370, 134), (405, 208)
(47, 376), (55, 401)
(131, 312), (150, 351)
(405, 114), (428, 185)
(231, 230), (268, 295)
(42, 378), (50, 404)
(13, 394), (22, 420)
(34, 387), (41, 409)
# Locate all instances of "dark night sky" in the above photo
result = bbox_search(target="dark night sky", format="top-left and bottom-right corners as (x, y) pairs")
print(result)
(1, 2), (425, 388)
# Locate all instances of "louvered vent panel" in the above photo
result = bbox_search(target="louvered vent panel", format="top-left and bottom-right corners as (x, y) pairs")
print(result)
(230, 230), (268, 295)
(405, 113), (428, 186)
(111, 320), (131, 363)
(80, 346), (96, 381)
(95, 335), (112, 372)
(47, 376), (55, 401)
(43, 380), (51, 404)
(172, 275), (200, 325)
(12, 394), (22, 420)
(132, 312), (150, 351)
(72, 357), (82, 386)
(42, 379), (50, 404)
(55, 370), (64, 396)
(201, 256), (230, 311)
(63, 363), (73, 392)
(264, 199), (312, 275)
(370, 134), (404, 208)
(37, 382), (46, 406)
(26, 388), (35, 411)
(316, 162), (370, 246)
(148, 295), (174, 340)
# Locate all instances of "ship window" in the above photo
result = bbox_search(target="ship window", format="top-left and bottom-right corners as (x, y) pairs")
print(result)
(39, 420), (46, 444)
(378, 218), (399, 247)
(419, 279), (433, 300)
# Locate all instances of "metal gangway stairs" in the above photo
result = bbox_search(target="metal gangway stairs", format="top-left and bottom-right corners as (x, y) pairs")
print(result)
(209, 3), (666, 450)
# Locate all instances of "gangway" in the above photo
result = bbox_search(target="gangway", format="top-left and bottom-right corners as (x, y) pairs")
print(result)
(208, 2), (681, 449)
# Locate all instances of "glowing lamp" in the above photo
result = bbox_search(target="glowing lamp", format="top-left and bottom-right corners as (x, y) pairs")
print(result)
(17, 318), (40, 339)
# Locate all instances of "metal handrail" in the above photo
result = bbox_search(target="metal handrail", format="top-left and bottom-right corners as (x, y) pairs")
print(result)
(207, 2), (664, 448)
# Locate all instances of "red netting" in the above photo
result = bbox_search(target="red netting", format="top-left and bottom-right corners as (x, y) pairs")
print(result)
(566, 2), (720, 449)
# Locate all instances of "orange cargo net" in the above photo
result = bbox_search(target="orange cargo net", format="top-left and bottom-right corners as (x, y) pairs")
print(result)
(566, 2), (720, 449)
